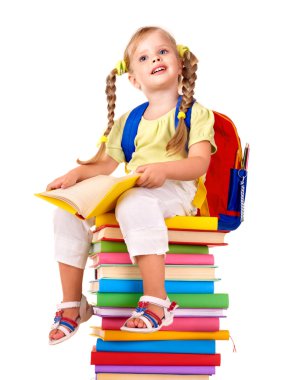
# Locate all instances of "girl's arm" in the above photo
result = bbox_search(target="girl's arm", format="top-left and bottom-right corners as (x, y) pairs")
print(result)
(136, 141), (211, 188)
(164, 140), (211, 180)
(46, 153), (119, 190)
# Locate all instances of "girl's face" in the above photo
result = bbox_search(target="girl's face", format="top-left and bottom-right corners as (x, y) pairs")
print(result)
(128, 30), (182, 94)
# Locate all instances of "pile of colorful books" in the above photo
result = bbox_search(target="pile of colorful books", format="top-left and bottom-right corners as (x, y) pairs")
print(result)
(88, 212), (230, 380)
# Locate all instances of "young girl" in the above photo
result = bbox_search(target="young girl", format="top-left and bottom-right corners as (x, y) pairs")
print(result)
(47, 26), (216, 344)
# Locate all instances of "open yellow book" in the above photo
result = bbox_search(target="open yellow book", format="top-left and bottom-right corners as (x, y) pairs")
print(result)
(35, 173), (140, 219)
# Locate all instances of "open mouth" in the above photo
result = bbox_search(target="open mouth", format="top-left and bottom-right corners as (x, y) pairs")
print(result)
(151, 65), (166, 75)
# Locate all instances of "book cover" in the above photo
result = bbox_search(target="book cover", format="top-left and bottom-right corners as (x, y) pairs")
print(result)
(95, 212), (218, 231)
(93, 264), (217, 281)
(89, 252), (215, 266)
(95, 374), (210, 380)
(96, 338), (215, 354)
(95, 365), (215, 375)
(90, 292), (229, 309)
(91, 327), (229, 341)
(89, 279), (215, 294)
(35, 173), (140, 219)
(92, 307), (225, 318)
(91, 346), (221, 366)
(101, 316), (220, 331)
(92, 225), (228, 245)
(90, 241), (210, 254)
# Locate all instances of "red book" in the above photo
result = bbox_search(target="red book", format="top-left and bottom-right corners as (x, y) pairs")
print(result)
(101, 317), (220, 332)
(91, 347), (221, 366)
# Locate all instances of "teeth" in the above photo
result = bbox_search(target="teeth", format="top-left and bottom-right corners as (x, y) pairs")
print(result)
(152, 67), (165, 74)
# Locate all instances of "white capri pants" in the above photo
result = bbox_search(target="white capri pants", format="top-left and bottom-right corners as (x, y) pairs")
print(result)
(54, 179), (197, 268)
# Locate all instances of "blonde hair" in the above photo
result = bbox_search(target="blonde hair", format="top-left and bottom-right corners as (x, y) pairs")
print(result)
(77, 26), (198, 164)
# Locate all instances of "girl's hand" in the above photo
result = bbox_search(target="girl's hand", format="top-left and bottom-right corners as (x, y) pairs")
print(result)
(135, 163), (167, 188)
(46, 169), (80, 191)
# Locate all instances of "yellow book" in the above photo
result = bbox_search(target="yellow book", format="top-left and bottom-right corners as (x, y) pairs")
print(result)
(96, 375), (209, 380)
(35, 174), (140, 219)
(96, 212), (218, 230)
(90, 326), (229, 341)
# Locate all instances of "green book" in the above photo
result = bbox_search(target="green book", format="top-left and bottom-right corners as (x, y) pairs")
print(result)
(90, 241), (209, 255)
(90, 292), (229, 309)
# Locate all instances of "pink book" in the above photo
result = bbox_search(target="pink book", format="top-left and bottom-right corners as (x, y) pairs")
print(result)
(90, 252), (214, 266)
(101, 317), (220, 332)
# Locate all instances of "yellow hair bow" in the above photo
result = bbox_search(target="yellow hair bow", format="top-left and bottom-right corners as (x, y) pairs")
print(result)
(177, 45), (190, 58)
(97, 135), (108, 147)
(115, 60), (127, 76)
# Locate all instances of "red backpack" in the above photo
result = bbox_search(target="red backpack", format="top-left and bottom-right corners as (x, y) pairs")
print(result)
(121, 97), (248, 230)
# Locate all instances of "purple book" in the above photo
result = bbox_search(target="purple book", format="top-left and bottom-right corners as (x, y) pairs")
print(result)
(95, 365), (215, 375)
(93, 306), (225, 318)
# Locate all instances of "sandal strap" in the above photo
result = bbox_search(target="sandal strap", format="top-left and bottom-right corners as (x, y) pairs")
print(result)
(138, 315), (153, 329)
(145, 309), (162, 326)
(142, 311), (159, 328)
(57, 301), (81, 310)
(60, 317), (78, 329)
(57, 324), (72, 336)
(139, 295), (171, 309)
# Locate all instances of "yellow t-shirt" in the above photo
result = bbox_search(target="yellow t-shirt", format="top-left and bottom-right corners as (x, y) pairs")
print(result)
(105, 102), (217, 172)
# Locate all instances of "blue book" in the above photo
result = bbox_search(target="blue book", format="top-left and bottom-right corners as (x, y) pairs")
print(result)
(91, 279), (214, 294)
(96, 338), (215, 354)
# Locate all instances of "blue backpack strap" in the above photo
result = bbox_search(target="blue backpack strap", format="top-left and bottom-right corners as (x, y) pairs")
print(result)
(175, 95), (195, 129)
(121, 96), (195, 162)
(121, 101), (149, 162)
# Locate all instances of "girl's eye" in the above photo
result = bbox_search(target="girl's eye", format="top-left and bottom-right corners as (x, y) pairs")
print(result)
(139, 55), (148, 62)
(159, 49), (168, 55)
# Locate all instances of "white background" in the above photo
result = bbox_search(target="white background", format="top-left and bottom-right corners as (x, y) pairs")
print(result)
(1, 1), (284, 379)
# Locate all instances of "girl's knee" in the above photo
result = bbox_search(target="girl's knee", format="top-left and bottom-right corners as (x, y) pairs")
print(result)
(115, 188), (163, 226)
(53, 208), (72, 225)
(116, 188), (153, 216)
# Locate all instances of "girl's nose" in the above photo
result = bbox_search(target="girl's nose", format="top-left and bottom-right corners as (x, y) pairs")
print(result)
(152, 57), (161, 63)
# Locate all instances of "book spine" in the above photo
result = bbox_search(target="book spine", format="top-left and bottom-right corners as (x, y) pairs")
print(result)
(91, 349), (221, 366)
(95, 292), (229, 309)
(101, 317), (220, 331)
(91, 242), (209, 254)
(94, 279), (214, 294)
(96, 338), (215, 354)
(90, 253), (214, 265)
(94, 365), (215, 375)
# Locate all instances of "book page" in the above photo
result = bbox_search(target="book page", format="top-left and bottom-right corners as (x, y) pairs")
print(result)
(36, 174), (139, 218)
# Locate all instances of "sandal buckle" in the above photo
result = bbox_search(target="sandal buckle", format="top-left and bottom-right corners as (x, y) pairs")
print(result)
(167, 301), (177, 312)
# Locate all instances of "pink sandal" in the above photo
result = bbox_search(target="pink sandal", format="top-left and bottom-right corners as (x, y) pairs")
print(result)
(49, 294), (93, 345)
(120, 295), (178, 333)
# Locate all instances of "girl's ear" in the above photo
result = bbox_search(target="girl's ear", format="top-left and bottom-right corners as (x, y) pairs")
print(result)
(128, 74), (141, 90)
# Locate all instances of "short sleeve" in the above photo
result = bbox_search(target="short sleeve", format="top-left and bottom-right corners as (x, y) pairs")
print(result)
(188, 102), (217, 154)
(105, 111), (130, 164)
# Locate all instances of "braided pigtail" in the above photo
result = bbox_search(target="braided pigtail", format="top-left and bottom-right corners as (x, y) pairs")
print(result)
(166, 49), (198, 155)
(77, 67), (120, 165)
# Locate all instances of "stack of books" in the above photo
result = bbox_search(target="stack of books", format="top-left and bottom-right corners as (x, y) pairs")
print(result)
(88, 212), (230, 380)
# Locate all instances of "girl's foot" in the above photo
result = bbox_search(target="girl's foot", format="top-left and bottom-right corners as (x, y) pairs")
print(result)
(121, 295), (178, 332)
(49, 295), (93, 344)
(49, 307), (80, 341)
(125, 302), (164, 328)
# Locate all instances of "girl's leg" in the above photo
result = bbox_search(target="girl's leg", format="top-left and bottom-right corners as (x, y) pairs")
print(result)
(128, 254), (167, 328)
(115, 180), (197, 329)
(49, 209), (94, 341)
(49, 263), (84, 340)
